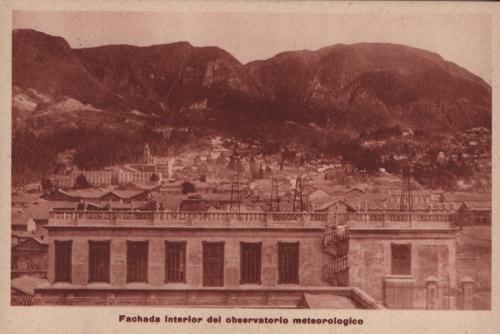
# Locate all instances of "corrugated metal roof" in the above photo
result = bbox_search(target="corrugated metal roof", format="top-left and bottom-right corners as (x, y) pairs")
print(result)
(11, 294), (34, 306)
(59, 189), (107, 199)
(108, 190), (146, 198)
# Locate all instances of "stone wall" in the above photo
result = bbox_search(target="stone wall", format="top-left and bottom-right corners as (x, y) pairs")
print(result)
(34, 287), (381, 308)
(348, 230), (457, 308)
(46, 228), (331, 289)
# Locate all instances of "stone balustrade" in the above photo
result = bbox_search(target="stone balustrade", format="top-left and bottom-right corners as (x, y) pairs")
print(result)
(49, 210), (331, 228)
(48, 210), (456, 228)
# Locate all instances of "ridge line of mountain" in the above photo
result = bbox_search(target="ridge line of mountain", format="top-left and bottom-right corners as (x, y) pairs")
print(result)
(12, 28), (491, 134)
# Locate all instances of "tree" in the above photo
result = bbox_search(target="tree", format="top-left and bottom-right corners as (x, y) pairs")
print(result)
(150, 173), (160, 182)
(182, 181), (196, 194)
(74, 174), (91, 189)
(41, 178), (53, 192)
(140, 199), (160, 211)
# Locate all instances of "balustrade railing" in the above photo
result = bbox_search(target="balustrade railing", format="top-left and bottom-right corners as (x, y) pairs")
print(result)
(323, 225), (349, 245)
(347, 212), (455, 223)
(322, 256), (349, 277)
(49, 209), (456, 226)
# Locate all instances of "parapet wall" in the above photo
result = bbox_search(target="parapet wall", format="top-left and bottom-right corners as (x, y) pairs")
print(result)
(48, 210), (457, 229)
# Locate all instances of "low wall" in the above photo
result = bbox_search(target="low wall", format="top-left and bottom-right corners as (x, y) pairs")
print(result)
(33, 286), (381, 309)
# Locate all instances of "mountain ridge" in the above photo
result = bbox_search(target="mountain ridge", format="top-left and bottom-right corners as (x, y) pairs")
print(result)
(12, 28), (491, 133)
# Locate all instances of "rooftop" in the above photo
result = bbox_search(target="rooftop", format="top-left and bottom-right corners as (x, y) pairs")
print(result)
(12, 275), (48, 296)
(302, 292), (361, 309)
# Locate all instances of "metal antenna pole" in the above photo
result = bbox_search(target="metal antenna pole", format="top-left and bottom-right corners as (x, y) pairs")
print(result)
(400, 163), (413, 223)
(229, 149), (241, 212)
(270, 177), (280, 212)
(292, 176), (305, 212)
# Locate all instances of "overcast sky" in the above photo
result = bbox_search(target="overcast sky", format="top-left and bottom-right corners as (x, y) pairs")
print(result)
(13, 10), (491, 83)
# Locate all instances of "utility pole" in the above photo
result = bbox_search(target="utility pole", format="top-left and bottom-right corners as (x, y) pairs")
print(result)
(292, 176), (305, 212)
(400, 163), (413, 222)
(229, 148), (241, 212)
(270, 177), (280, 212)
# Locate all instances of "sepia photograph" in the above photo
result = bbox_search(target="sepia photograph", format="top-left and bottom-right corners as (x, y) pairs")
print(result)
(3, 0), (495, 324)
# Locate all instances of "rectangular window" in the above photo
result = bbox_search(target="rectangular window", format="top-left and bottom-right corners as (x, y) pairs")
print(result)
(391, 243), (412, 275)
(278, 242), (299, 284)
(127, 241), (149, 282)
(88, 241), (110, 283)
(165, 241), (186, 283)
(202, 242), (224, 287)
(54, 240), (72, 282)
(240, 242), (262, 284)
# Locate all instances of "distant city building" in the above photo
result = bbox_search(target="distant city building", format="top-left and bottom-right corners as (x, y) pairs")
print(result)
(71, 169), (115, 187)
(386, 190), (446, 209)
(116, 165), (155, 184)
(49, 175), (74, 189)
(11, 236), (48, 279)
(43, 189), (150, 203)
(49, 145), (171, 189)
(457, 202), (491, 226)
(128, 144), (171, 180)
